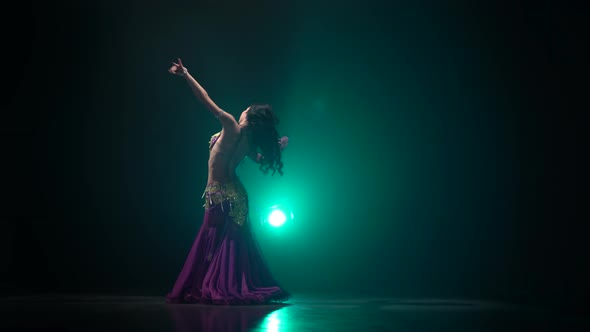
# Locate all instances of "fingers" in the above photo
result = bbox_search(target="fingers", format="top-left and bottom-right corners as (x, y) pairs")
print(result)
(280, 136), (289, 149)
(169, 62), (180, 75)
(169, 58), (185, 75)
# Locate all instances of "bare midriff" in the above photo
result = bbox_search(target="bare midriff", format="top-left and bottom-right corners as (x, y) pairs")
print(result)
(206, 131), (250, 185)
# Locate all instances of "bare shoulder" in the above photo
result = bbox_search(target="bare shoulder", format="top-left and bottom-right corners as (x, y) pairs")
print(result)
(217, 111), (240, 135)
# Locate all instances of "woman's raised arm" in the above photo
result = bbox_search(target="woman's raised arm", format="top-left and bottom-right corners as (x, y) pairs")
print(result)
(169, 58), (238, 132)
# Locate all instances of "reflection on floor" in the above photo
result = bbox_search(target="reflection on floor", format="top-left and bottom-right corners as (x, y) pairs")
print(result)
(0, 294), (586, 331)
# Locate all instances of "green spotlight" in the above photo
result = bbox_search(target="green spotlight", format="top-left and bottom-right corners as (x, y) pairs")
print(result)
(268, 210), (287, 227)
(261, 202), (294, 228)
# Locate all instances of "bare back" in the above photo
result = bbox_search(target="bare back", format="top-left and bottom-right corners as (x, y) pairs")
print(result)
(207, 129), (252, 184)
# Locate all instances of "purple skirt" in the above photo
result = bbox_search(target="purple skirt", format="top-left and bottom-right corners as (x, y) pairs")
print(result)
(166, 201), (289, 305)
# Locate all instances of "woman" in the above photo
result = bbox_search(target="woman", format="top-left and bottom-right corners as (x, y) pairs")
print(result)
(165, 58), (290, 305)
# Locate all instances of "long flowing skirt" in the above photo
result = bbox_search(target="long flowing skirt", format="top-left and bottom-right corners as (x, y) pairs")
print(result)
(166, 200), (289, 305)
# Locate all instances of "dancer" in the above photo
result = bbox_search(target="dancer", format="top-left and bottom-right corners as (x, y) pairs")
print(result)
(165, 58), (289, 304)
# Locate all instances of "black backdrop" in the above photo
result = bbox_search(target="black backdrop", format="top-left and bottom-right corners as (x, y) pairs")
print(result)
(1, 0), (585, 309)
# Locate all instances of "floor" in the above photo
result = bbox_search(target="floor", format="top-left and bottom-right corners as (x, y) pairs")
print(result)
(0, 294), (586, 331)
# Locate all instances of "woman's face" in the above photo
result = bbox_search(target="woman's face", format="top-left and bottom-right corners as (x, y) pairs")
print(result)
(239, 106), (251, 126)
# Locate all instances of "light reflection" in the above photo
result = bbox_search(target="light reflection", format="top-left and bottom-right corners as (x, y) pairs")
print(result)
(166, 303), (289, 332)
(260, 306), (295, 332)
(263, 311), (281, 332)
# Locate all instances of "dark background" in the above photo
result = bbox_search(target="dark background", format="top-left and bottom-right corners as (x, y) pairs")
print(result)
(2, 0), (585, 308)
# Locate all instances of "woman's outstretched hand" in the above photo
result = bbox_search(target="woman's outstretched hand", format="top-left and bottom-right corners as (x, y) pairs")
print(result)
(279, 136), (289, 151)
(168, 58), (188, 76)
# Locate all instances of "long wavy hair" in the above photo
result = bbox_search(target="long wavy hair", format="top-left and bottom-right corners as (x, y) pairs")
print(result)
(247, 104), (283, 176)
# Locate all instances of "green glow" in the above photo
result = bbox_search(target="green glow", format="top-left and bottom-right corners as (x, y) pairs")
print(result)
(260, 308), (295, 332)
(269, 210), (287, 227)
(258, 201), (295, 229)
(262, 311), (281, 332)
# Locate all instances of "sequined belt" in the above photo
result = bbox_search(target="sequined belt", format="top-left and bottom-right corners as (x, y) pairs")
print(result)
(202, 181), (248, 226)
